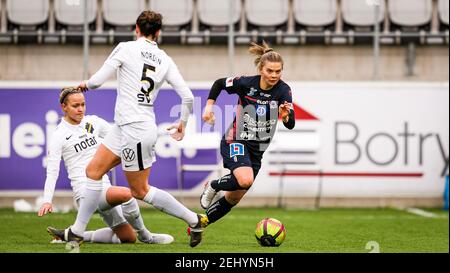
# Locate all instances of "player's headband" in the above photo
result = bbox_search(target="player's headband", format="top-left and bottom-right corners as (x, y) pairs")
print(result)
(59, 87), (81, 104)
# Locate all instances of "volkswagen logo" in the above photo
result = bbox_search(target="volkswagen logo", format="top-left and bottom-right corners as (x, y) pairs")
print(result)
(122, 148), (135, 162)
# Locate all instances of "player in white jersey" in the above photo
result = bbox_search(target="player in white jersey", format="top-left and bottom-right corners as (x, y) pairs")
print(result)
(50, 11), (208, 247)
(43, 87), (174, 245)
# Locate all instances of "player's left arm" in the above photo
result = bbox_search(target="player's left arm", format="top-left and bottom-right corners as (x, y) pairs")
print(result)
(279, 89), (295, 130)
(82, 64), (117, 90)
(77, 43), (125, 91)
(165, 57), (194, 141)
(38, 133), (63, 217)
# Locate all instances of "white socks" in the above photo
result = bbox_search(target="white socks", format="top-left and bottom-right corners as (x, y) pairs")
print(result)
(71, 178), (103, 236)
(121, 198), (146, 232)
(97, 185), (113, 211)
(83, 228), (121, 244)
(143, 186), (198, 227)
(120, 199), (156, 243)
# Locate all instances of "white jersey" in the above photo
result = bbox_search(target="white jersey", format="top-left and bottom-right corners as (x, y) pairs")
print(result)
(43, 115), (112, 203)
(89, 37), (193, 126)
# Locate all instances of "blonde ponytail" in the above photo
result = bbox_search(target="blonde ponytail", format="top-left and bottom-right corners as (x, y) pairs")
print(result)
(248, 41), (283, 70)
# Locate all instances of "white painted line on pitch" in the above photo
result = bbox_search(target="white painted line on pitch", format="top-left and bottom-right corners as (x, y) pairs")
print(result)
(405, 208), (438, 218)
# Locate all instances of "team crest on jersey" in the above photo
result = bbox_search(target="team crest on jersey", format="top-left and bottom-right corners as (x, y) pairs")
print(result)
(230, 143), (245, 158)
(85, 122), (94, 134)
(256, 105), (267, 116)
(247, 87), (258, 97)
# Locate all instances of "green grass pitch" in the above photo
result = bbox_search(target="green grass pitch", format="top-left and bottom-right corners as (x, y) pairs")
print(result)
(0, 207), (448, 253)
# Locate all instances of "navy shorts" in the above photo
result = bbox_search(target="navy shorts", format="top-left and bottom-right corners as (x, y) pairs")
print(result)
(220, 139), (263, 179)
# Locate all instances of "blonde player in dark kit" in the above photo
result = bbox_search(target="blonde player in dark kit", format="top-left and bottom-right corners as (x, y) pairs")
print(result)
(200, 41), (295, 224)
(48, 11), (208, 247)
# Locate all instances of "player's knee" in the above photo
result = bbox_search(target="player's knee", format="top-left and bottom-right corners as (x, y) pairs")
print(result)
(118, 232), (136, 244)
(118, 189), (133, 203)
(130, 187), (148, 200)
(86, 164), (102, 180)
(227, 195), (243, 205)
(238, 176), (254, 190)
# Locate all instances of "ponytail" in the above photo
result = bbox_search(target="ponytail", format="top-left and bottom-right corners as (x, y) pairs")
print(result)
(248, 41), (283, 70)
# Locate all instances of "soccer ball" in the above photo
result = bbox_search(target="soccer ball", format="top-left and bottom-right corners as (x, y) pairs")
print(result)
(255, 218), (286, 247)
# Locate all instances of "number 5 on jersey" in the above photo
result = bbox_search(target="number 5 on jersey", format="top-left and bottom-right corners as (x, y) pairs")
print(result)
(138, 64), (156, 105)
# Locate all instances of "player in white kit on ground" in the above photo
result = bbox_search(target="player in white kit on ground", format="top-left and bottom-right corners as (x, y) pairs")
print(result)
(48, 11), (208, 247)
(43, 87), (173, 245)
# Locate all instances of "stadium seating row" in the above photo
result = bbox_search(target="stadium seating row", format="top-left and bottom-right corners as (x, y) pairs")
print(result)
(0, 0), (448, 45)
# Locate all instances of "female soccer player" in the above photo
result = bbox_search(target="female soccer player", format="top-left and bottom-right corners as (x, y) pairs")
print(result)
(51, 11), (208, 247)
(42, 87), (173, 245)
(200, 41), (295, 224)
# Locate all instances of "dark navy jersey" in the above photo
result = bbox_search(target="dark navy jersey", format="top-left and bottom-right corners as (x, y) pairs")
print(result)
(214, 75), (295, 152)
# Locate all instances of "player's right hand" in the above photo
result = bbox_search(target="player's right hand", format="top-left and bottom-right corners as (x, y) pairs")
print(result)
(76, 81), (88, 92)
(38, 202), (53, 217)
(167, 122), (185, 141)
(202, 107), (216, 125)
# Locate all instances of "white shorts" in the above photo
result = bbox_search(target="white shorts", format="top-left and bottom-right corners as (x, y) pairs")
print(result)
(75, 183), (127, 229)
(103, 121), (157, 171)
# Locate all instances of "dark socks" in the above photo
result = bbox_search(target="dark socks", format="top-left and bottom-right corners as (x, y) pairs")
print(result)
(211, 174), (244, 191)
(206, 196), (235, 224)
